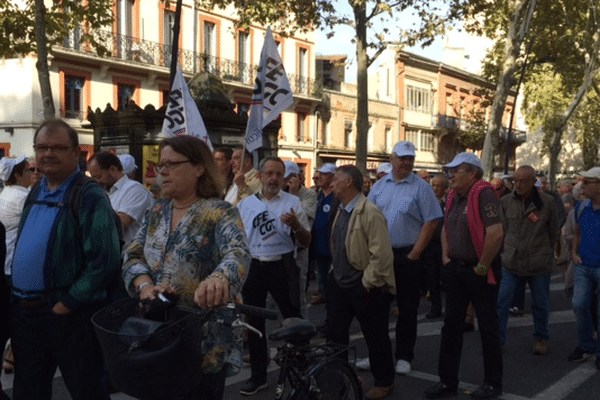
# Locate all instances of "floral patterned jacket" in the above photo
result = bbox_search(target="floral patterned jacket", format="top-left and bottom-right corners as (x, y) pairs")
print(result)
(123, 197), (250, 374)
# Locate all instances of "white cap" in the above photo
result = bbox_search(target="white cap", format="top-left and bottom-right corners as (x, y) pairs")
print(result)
(581, 166), (600, 180)
(318, 163), (337, 175)
(118, 154), (137, 174)
(444, 152), (482, 169)
(284, 161), (300, 179)
(0, 155), (27, 182)
(392, 141), (416, 157)
(377, 162), (392, 175)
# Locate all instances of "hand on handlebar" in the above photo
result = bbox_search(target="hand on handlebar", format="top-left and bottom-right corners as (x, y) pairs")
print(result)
(195, 273), (230, 309)
(139, 283), (177, 302)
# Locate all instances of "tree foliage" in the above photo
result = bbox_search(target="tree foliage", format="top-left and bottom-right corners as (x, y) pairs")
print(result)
(0, 0), (113, 57)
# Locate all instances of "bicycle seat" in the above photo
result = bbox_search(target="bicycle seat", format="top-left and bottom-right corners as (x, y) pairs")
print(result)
(269, 318), (317, 343)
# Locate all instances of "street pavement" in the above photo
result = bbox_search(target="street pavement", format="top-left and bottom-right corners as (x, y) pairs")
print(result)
(2, 270), (599, 399)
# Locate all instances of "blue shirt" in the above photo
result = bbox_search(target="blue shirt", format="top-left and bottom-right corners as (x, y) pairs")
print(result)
(368, 172), (443, 248)
(575, 200), (600, 266)
(12, 169), (81, 294)
(311, 191), (335, 256)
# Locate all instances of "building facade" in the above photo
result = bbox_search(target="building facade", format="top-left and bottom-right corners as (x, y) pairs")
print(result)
(0, 1), (321, 182)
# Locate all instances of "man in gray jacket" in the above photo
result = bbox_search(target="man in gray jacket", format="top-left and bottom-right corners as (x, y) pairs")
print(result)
(497, 165), (559, 355)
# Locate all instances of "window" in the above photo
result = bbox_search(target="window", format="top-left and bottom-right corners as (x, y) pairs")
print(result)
(405, 129), (435, 153)
(406, 130), (418, 145)
(163, 11), (175, 67)
(296, 112), (307, 142)
(420, 131), (435, 152)
(118, 84), (135, 110)
(64, 76), (85, 119)
(344, 120), (353, 148)
(203, 21), (216, 72)
(406, 85), (431, 113)
(238, 31), (250, 82)
(298, 47), (308, 93)
(162, 89), (170, 107)
(116, 0), (133, 58)
(385, 126), (392, 152)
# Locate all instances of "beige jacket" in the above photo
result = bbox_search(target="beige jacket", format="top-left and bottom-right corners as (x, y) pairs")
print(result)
(331, 194), (396, 293)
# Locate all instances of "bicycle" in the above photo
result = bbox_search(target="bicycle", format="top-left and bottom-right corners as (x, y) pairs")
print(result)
(92, 296), (277, 400)
(267, 317), (364, 400)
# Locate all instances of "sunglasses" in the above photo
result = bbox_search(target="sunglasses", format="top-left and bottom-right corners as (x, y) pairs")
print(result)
(29, 167), (41, 173)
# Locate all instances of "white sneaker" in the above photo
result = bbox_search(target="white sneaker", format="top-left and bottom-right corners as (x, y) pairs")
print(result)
(355, 357), (371, 370)
(395, 359), (411, 374)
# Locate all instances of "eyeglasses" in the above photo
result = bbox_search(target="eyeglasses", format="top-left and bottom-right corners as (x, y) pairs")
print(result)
(29, 167), (41, 173)
(156, 160), (190, 172)
(447, 167), (468, 175)
(33, 144), (74, 154)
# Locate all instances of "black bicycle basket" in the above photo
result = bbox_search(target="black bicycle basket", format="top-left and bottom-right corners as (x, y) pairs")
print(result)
(92, 298), (204, 399)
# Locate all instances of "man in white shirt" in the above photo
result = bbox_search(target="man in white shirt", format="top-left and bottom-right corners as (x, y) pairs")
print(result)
(88, 151), (154, 249)
(0, 156), (32, 276)
(237, 157), (311, 396)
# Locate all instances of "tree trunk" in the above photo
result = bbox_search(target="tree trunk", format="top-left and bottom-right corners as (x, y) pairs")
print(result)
(35, 0), (55, 120)
(481, 0), (536, 180)
(548, 32), (600, 188)
(352, 0), (369, 174)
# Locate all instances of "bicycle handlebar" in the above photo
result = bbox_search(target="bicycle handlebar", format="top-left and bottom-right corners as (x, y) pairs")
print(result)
(233, 303), (278, 320)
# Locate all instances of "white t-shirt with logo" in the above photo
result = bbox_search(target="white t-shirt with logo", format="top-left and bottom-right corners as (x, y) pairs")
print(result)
(238, 191), (310, 260)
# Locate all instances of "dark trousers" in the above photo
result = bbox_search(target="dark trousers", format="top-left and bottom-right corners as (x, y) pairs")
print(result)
(423, 247), (443, 313)
(10, 300), (110, 400)
(393, 247), (422, 362)
(438, 260), (503, 389)
(326, 277), (395, 387)
(242, 258), (302, 383)
(177, 368), (227, 400)
(315, 255), (331, 300)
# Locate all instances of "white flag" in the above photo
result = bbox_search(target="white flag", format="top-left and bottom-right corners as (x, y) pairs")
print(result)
(245, 27), (294, 153)
(162, 65), (213, 151)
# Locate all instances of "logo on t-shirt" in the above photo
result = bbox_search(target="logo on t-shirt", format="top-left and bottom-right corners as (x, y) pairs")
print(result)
(253, 211), (276, 235)
(323, 204), (331, 213)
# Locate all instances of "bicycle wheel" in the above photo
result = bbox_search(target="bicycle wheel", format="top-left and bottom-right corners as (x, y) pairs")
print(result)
(288, 357), (363, 400)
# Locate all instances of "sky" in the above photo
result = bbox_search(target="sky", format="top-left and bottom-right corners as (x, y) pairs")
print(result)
(315, 2), (494, 81)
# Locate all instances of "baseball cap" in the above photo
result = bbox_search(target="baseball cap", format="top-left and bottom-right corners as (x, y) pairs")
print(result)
(392, 141), (416, 157)
(118, 154), (137, 174)
(317, 163), (337, 175)
(0, 155), (27, 181)
(581, 167), (600, 180)
(377, 162), (392, 175)
(284, 161), (300, 179)
(444, 152), (482, 169)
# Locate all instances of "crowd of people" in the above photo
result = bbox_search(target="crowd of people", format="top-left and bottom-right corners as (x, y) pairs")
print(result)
(0, 118), (599, 400)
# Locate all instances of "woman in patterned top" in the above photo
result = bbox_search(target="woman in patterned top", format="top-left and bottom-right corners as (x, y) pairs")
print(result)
(123, 135), (250, 400)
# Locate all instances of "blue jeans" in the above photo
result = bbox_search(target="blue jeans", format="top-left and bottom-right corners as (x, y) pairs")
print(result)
(497, 270), (550, 344)
(572, 264), (600, 356)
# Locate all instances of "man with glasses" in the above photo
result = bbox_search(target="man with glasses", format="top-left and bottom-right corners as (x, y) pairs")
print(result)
(10, 119), (121, 400)
(366, 141), (442, 375)
(497, 165), (559, 356)
(569, 167), (600, 369)
(426, 152), (503, 399)
(237, 157), (310, 396)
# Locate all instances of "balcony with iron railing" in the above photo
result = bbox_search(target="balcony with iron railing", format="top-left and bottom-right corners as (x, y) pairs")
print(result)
(431, 114), (526, 143)
(58, 28), (322, 98)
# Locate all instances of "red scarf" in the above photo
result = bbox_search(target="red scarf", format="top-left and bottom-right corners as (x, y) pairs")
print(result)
(445, 179), (498, 284)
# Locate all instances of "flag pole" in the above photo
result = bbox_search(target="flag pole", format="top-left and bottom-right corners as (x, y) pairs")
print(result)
(169, 0), (183, 88)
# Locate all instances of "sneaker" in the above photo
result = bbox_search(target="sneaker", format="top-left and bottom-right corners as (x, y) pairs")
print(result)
(355, 357), (371, 370)
(568, 347), (593, 363)
(533, 339), (549, 355)
(240, 380), (268, 396)
(365, 383), (394, 400)
(395, 359), (411, 374)
(509, 307), (524, 317)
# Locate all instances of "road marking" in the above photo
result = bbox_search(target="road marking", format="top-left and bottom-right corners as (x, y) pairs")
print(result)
(533, 362), (598, 400)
